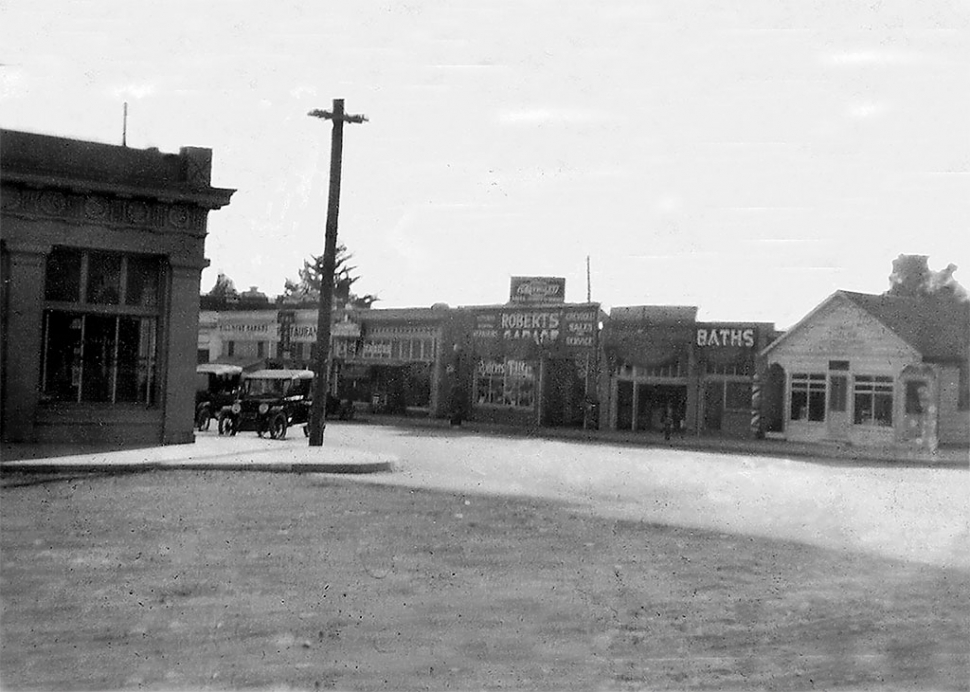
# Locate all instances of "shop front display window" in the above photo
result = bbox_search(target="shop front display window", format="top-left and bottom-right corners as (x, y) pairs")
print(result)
(854, 375), (893, 426)
(475, 358), (535, 409)
(791, 373), (826, 422)
(41, 247), (160, 405)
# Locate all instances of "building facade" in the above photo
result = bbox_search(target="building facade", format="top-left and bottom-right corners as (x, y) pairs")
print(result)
(198, 305), (451, 416)
(603, 306), (776, 438)
(197, 276), (605, 429)
(461, 301), (603, 427)
(760, 291), (969, 450)
(1, 130), (234, 444)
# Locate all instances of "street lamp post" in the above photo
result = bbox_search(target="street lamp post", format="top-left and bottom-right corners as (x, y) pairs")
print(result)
(306, 98), (368, 447)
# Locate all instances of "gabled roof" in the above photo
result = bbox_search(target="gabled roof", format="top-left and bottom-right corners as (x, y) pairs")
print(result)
(839, 291), (969, 362)
(762, 290), (969, 362)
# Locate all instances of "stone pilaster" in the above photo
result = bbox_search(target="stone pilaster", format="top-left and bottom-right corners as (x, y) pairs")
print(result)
(161, 261), (206, 445)
(1, 243), (51, 442)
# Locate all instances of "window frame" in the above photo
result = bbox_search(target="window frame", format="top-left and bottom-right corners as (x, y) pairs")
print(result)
(853, 375), (894, 427)
(790, 373), (826, 423)
(40, 247), (163, 406)
(474, 358), (536, 409)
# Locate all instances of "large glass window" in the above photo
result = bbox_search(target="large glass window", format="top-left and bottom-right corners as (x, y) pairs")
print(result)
(475, 358), (535, 409)
(41, 248), (160, 405)
(854, 376), (893, 426)
(791, 373), (826, 422)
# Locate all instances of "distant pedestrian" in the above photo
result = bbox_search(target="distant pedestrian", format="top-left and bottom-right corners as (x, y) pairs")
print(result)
(663, 403), (673, 441)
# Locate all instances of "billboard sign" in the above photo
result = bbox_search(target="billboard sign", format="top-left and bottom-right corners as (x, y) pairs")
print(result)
(472, 305), (597, 354)
(509, 276), (566, 304)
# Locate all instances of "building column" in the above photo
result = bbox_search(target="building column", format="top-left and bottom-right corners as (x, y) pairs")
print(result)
(1, 243), (50, 442)
(161, 261), (205, 444)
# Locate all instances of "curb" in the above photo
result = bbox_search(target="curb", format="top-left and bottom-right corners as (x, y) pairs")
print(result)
(0, 460), (395, 476)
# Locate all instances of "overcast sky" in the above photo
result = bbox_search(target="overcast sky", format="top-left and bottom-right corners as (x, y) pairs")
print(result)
(2, 0), (967, 328)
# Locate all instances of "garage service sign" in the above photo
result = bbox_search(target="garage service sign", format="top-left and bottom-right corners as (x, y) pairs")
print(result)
(473, 306), (597, 352)
(509, 276), (565, 304)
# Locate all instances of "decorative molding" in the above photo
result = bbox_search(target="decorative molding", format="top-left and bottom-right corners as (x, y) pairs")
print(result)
(1, 184), (208, 234)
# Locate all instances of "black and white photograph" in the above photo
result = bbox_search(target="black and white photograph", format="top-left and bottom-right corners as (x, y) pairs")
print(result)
(1, 1), (968, 689)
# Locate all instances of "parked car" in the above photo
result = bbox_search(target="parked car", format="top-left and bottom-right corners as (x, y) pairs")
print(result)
(218, 369), (314, 439)
(195, 364), (243, 431)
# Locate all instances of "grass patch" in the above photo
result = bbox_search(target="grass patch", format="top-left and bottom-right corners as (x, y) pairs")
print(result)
(1, 470), (967, 690)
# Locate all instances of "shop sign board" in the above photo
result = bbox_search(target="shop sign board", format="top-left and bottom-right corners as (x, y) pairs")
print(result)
(509, 276), (566, 304)
(360, 341), (392, 359)
(472, 305), (597, 352)
(696, 327), (755, 348)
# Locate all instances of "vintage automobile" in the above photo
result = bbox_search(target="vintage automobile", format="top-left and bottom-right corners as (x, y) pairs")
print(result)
(195, 364), (243, 431)
(218, 369), (314, 439)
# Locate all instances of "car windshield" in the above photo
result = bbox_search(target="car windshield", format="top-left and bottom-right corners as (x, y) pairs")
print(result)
(242, 378), (288, 398)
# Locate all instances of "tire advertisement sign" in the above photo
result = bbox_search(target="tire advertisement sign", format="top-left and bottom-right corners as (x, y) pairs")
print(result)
(509, 276), (566, 304)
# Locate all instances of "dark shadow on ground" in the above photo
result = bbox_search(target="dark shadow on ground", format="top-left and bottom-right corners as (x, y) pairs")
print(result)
(1, 441), (161, 462)
(1, 471), (966, 690)
(0, 468), (156, 489)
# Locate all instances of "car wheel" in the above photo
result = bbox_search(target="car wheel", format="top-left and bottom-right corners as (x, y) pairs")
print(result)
(218, 415), (236, 436)
(196, 409), (212, 432)
(270, 415), (288, 440)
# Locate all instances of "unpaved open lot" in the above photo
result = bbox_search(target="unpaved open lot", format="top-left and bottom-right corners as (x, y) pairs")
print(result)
(2, 469), (967, 690)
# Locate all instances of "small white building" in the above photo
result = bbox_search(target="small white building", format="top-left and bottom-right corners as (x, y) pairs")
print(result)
(760, 291), (969, 450)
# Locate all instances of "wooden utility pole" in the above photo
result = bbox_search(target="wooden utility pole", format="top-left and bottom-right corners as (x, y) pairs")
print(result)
(306, 98), (368, 447)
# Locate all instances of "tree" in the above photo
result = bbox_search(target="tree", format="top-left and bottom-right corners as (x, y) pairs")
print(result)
(886, 254), (967, 301)
(282, 244), (379, 309)
(207, 272), (238, 299)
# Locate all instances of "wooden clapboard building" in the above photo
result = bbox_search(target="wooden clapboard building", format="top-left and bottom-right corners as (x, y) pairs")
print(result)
(760, 290), (970, 450)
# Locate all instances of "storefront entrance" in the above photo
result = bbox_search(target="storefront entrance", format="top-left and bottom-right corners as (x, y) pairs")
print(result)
(615, 381), (687, 433)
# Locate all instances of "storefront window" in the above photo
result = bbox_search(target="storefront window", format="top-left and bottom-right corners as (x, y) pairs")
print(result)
(854, 376), (893, 426)
(475, 359), (535, 408)
(41, 248), (160, 405)
(791, 373), (826, 422)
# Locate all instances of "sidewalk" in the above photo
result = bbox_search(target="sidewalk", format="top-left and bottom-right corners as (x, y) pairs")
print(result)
(2, 416), (966, 473)
(0, 430), (396, 475)
(369, 413), (970, 467)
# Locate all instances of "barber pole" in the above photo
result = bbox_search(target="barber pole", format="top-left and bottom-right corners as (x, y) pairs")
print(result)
(750, 373), (762, 438)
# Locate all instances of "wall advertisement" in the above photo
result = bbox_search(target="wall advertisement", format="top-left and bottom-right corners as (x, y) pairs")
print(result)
(509, 276), (566, 304)
(472, 305), (598, 354)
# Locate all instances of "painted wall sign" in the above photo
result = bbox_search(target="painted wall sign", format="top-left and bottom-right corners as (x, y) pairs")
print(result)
(696, 327), (755, 348)
(219, 322), (272, 334)
(473, 306), (597, 351)
(360, 341), (392, 359)
(509, 276), (566, 304)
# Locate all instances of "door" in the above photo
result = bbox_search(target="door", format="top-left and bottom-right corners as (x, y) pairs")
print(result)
(704, 381), (724, 432)
(826, 373), (850, 440)
(616, 381), (633, 430)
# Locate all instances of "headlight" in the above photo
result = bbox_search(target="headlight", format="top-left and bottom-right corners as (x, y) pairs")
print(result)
(259, 403), (269, 414)
(231, 403), (241, 414)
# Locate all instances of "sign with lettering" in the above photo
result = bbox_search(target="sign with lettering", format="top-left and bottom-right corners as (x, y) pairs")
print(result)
(360, 341), (392, 359)
(472, 305), (597, 353)
(696, 327), (755, 348)
(509, 276), (566, 304)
